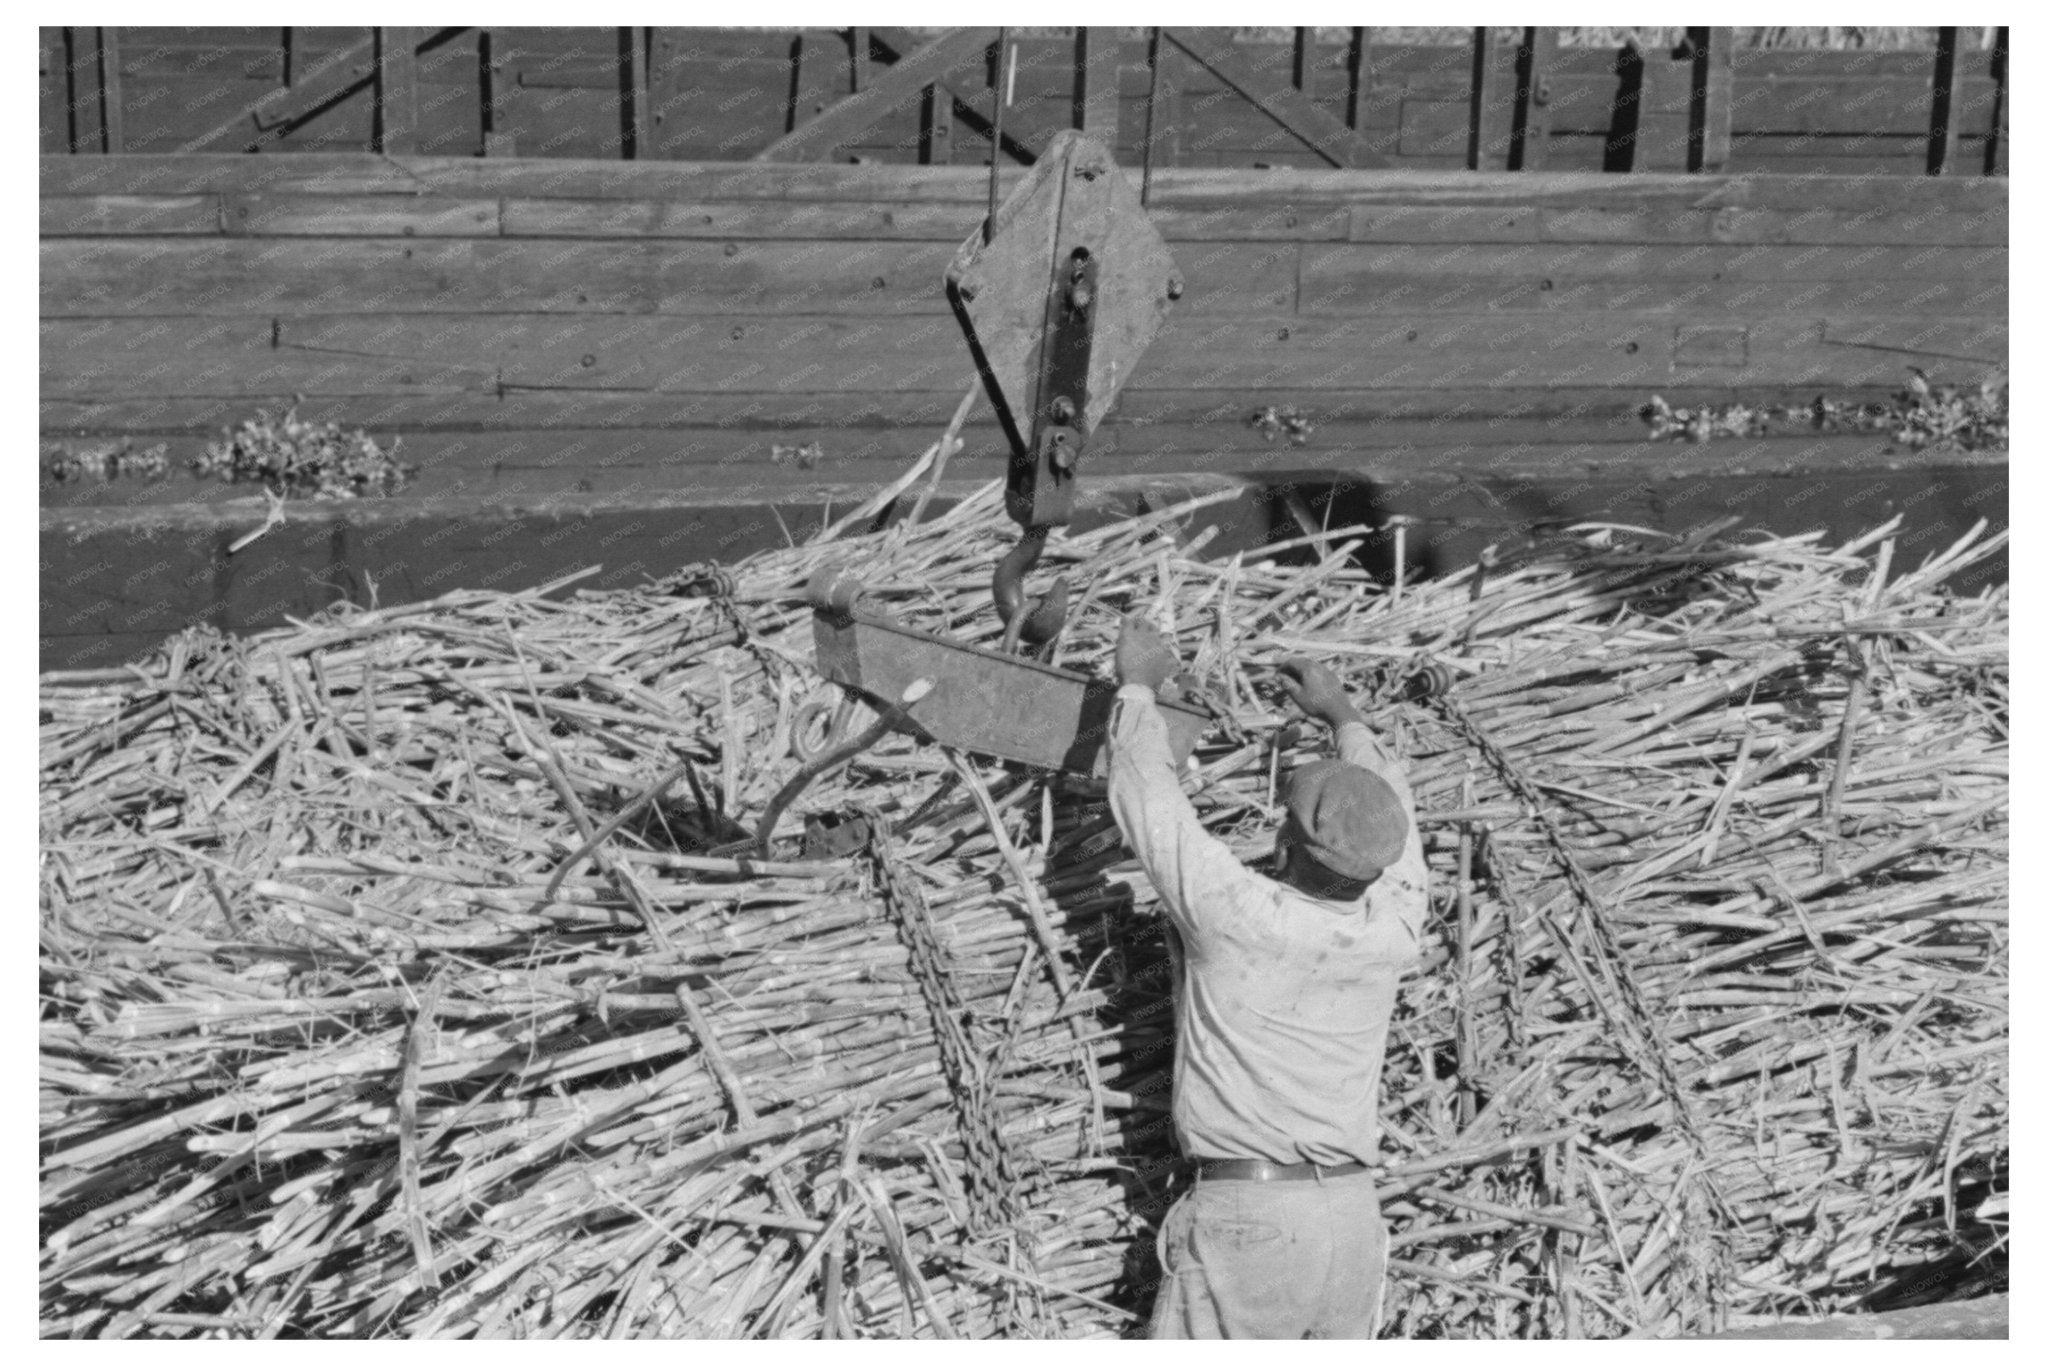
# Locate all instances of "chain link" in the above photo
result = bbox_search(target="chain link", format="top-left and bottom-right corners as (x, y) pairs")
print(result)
(1429, 693), (1704, 1144)
(866, 826), (1029, 1239)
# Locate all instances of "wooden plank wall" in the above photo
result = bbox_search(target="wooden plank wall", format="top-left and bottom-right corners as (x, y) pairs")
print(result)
(41, 155), (2008, 512)
(39, 27), (2011, 175)
(36, 23), (2010, 671)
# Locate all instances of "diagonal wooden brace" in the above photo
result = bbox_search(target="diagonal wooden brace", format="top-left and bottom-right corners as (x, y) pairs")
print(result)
(754, 27), (998, 162)
(175, 27), (457, 154)
(1163, 27), (1378, 168)
(866, 27), (1061, 164)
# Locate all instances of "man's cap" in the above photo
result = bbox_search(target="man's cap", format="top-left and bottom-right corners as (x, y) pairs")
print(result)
(1284, 759), (1407, 881)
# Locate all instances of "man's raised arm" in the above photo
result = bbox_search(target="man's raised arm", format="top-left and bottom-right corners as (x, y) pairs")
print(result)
(1105, 619), (1264, 938)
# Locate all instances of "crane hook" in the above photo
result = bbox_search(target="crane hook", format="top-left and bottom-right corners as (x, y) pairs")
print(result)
(991, 525), (1069, 657)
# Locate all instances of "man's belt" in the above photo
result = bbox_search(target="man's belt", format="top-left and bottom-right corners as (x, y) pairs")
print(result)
(1193, 1158), (1374, 1183)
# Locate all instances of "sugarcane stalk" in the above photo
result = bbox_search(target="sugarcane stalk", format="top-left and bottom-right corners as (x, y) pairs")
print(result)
(37, 481), (2007, 1340)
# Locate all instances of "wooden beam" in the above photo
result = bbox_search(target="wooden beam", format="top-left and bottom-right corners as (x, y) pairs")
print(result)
(1516, 27), (1560, 169)
(41, 27), (72, 155)
(754, 27), (997, 162)
(919, 82), (953, 164)
(175, 28), (460, 155)
(1076, 27), (1120, 143)
(176, 32), (375, 152)
(1984, 26), (2007, 176)
(376, 27), (417, 155)
(1687, 26), (1733, 172)
(648, 30), (682, 159)
(1469, 27), (1516, 170)
(870, 27), (1058, 164)
(40, 153), (2010, 216)
(1141, 27), (1167, 201)
(96, 27), (124, 153)
(788, 30), (835, 135)
(1165, 27), (1367, 168)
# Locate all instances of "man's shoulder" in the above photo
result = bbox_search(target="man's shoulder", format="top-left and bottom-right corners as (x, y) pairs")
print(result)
(1183, 862), (1299, 936)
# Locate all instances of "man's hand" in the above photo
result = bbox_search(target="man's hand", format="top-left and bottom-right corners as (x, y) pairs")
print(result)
(1116, 616), (1178, 692)
(1277, 657), (1365, 729)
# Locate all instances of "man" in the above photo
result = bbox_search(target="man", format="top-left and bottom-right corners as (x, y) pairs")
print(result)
(1106, 617), (1429, 1340)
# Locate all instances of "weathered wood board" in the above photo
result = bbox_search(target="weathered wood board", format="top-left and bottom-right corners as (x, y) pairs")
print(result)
(40, 152), (2007, 669)
(43, 29), (2012, 173)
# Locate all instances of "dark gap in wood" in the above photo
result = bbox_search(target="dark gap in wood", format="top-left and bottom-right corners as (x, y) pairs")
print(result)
(1071, 28), (1088, 132)
(1467, 27), (1488, 170)
(1983, 27), (2007, 175)
(1927, 27), (1959, 175)
(617, 27), (648, 160)
(1509, 28), (1537, 170)
(784, 34), (804, 135)
(1345, 28), (1368, 131)
(479, 30), (495, 143)
(481, 29), (514, 155)
(1605, 43), (1644, 173)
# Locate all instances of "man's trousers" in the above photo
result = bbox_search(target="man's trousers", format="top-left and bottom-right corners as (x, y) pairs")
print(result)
(1148, 1173), (1389, 1339)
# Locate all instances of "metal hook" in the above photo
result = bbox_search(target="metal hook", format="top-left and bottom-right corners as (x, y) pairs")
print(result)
(992, 525), (1070, 656)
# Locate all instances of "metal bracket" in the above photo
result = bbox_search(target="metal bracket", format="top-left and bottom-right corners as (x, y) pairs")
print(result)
(1021, 244), (1098, 526)
(808, 566), (1207, 775)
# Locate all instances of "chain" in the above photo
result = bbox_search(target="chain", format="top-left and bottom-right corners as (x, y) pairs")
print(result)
(1470, 828), (1528, 1056)
(1359, 656), (1455, 708)
(1429, 693), (1704, 1146)
(653, 560), (760, 651)
(1433, 691), (1741, 1314)
(654, 561), (736, 601)
(866, 825), (1029, 1240)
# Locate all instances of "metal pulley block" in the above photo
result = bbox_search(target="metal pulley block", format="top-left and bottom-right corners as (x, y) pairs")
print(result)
(947, 129), (1182, 530)
(947, 130), (1182, 652)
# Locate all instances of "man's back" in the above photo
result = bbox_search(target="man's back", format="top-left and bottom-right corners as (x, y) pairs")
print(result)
(1107, 687), (1427, 1164)
(1168, 863), (1421, 1165)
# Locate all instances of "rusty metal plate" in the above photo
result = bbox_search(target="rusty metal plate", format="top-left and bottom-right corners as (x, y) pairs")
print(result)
(946, 130), (1181, 468)
(812, 607), (1208, 776)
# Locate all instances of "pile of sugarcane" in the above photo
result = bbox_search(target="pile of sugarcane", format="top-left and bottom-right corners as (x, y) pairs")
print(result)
(39, 479), (2008, 1339)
